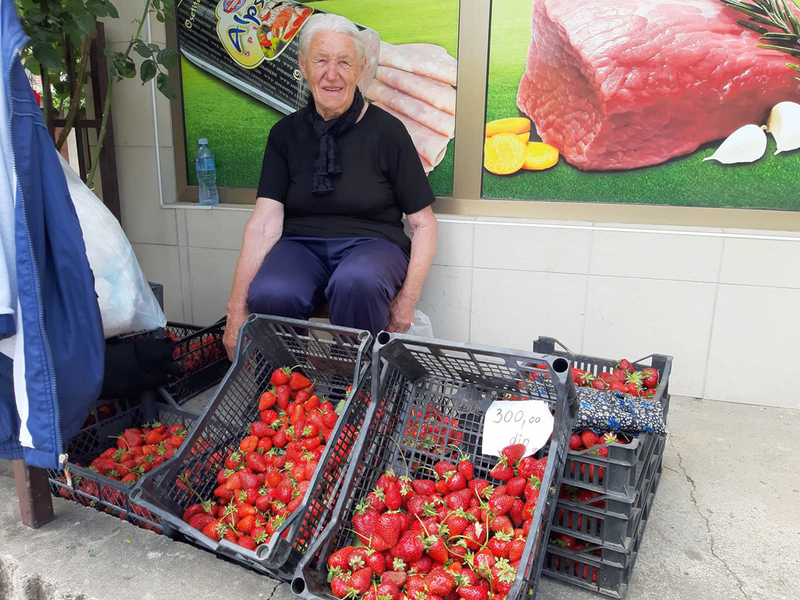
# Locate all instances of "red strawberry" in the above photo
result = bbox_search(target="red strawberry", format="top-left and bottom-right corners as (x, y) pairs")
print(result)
(330, 576), (348, 598)
(367, 550), (386, 575)
(569, 434), (583, 451)
(506, 476), (526, 498)
(457, 458), (474, 481)
(490, 460), (515, 482)
(592, 379), (608, 390)
(490, 559), (517, 595)
(289, 371), (312, 391)
(259, 390), (277, 410)
(384, 482), (403, 511)
(412, 479), (436, 496)
(237, 536), (257, 550)
(349, 567), (373, 594)
(580, 430), (599, 448)
(392, 530), (424, 563)
(445, 489), (473, 511)
(462, 522), (487, 550)
(250, 421), (272, 438)
(245, 452), (268, 473)
(617, 359), (634, 373)
(501, 444), (526, 465)
(270, 367), (291, 386)
(446, 471), (467, 492)
(457, 586), (488, 600)
(489, 492), (514, 516)
(642, 368), (659, 389)
(508, 537), (526, 562)
(276, 385), (291, 410)
(427, 567), (455, 597)
(434, 461), (457, 479)
(487, 532), (512, 558)
(240, 435), (259, 454)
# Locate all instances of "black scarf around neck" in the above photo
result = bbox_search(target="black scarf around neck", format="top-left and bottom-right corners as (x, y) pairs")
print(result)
(306, 88), (365, 194)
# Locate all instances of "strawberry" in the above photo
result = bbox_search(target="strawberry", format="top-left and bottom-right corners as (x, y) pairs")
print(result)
(490, 459), (515, 482)
(592, 379), (608, 390)
(427, 567), (456, 596)
(240, 435), (259, 454)
(367, 550), (386, 575)
(385, 482), (403, 511)
(270, 367), (291, 386)
(580, 430), (599, 448)
(446, 489), (473, 511)
(188, 513), (216, 531)
(276, 385), (291, 410)
(349, 567), (373, 594)
(457, 586), (488, 600)
(487, 532), (513, 558)
(506, 476), (526, 498)
(422, 534), (449, 563)
(489, 492), (514, 516)
(617, 359), (634, 373)
(501, 444), (526, 465)
(382, 570), (408, 587)
(245, 452), (268, 473)
(289, 371), (312, 391)
(393, 530), (424, 564)
(462, 522), (487, 550)
(250, 421), (272, 438)
(201, 519), (224, 541)
(508, 537), (526, 562)
(642, 368), (659, 388)
(413, 479), (436, 496)
(330, 576), (349, 598)
(490, 559), (517, 595)
(237, 536), (257, 550)
(569, 434), (583, 450)
(446, 471), (467, 492)
(239, 470), (259, 490)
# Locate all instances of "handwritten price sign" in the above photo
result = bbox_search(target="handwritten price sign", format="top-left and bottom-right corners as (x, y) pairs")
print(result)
(481, 400), (554, 457)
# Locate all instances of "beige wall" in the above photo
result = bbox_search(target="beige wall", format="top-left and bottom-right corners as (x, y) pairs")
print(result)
(102, 10), (800, 409)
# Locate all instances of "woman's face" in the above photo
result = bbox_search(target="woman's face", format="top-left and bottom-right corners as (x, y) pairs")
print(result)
(299, 31), (364, 121)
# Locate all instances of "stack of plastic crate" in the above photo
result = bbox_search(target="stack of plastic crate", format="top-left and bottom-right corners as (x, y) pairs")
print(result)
(533, 337), (673, 599)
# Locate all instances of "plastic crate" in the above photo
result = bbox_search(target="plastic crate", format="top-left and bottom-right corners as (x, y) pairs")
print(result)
(542, 448), (664, 598)
(550, 434), (665, 553)
(47, 391), (198, 532)
(131, 315), (373, 580)
(292, 332), (579, 600)
(160, 319), (231, 404)
(532, 337), (672, 499)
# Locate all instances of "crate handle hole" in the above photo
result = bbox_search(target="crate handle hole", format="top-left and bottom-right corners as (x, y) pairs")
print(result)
(377, 332), (392, 345)
(553, 357), (569, 374)
(292, 578), (306, 595)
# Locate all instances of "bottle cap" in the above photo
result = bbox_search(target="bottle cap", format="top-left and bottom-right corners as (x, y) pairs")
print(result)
(198, 138), (208, 145)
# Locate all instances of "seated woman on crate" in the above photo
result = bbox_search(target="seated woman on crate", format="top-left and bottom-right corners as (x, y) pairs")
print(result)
(223, 13), (438, 359)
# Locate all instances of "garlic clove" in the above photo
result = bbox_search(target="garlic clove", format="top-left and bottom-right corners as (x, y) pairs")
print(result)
(703, 124), (767, 164)
(766, 101), (800, 155)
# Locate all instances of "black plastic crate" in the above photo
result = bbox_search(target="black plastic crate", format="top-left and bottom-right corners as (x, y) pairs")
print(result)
(160, 319), (231, 404)
(542, 449), (664, 598)
(532, 337), (672, 499)
(292, 332), (578, 600)
(47, 391), (198, 532)
(131, 315), (372, 580)
(550, 434), (665, 553)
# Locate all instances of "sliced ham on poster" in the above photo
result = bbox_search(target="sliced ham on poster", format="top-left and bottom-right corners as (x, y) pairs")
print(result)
(366, 80), (455, 138)
(374, 66), (456, 115)
(373, 102), (450, 173)
(378, 41), (457, 86)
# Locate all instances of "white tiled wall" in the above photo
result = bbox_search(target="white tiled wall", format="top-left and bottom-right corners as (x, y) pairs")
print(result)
(104, 15), (800, 409)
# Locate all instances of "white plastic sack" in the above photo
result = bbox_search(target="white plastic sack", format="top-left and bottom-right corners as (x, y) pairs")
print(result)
(406, 309), (434, 338)
(60, 156), (166, 338)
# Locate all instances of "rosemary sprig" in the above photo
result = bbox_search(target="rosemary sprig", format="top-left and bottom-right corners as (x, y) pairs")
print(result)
(721, 0), (800, 80)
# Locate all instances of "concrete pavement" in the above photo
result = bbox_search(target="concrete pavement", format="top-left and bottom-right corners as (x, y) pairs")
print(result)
(1, 396), (798, 600)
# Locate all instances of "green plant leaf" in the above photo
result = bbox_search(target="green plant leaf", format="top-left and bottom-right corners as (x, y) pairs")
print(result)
(74, 10), (96, 35)
(32, 42), (60, 68)
(156, 48), (179, 69)
(156, 11), (165, 23)
(148, 43), (160, 52)
(104, 0), (119, 18)
(156, 72), (176, 100)
(140, 58), (157, 83)
(23, 7), (45, 24)
(134, 40), (152, 58)
(86, 0), (108, 17)
(120, 57), (136, 78)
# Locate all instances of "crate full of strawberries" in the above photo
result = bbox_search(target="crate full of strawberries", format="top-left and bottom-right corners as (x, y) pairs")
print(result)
(48, 391), (198, 532)
(131, 315), (373, 580)
(292, 332), (578, 600)
(161, 319), (231, 404)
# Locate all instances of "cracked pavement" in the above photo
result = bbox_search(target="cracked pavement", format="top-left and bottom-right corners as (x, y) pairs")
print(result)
(1, 396), (798, 600)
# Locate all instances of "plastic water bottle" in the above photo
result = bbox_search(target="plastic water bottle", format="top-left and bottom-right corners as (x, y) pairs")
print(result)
(195, 138), (219, 206)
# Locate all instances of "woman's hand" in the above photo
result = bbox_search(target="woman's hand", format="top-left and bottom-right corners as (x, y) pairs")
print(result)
(223, 308), (249, 361)
(386, 293), (416, 333)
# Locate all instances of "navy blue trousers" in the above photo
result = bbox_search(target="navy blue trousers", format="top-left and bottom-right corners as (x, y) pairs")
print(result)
(247, 237), (409, 335)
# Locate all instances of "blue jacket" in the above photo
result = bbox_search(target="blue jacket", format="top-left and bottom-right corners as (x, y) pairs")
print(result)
(0, 0), (104, 469)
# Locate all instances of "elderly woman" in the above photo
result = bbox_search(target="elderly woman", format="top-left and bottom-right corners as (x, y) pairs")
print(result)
(223, 13), (438, 358)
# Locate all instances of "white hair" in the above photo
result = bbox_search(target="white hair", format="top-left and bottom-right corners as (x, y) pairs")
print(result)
(297, 13), (365, 63)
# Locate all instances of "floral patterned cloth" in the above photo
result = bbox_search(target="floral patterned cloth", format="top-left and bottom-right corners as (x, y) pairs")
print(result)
(575, 388), (666, 434)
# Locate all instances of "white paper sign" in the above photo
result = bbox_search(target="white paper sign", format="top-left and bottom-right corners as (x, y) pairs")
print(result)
(481, 400), (555, 457)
